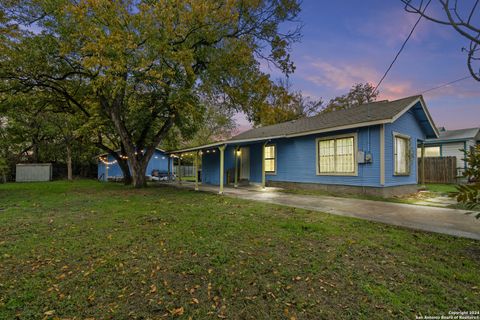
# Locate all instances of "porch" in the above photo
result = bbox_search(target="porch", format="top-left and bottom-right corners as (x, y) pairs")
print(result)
(169, 140), (272, 194)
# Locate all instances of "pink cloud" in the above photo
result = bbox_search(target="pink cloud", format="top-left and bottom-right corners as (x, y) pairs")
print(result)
(303, 60), (413, 100)
(232, 112), (252, 134)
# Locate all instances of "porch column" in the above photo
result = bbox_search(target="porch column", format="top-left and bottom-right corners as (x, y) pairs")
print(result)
(178, 155), (182, 185)
(421, 141), (426, 187)
(380, 124), (385, 186)
(219, 145), (226, 194)
(194, 151), (199, 191)
(234, 146), (239, 188)
(261, 142), (267, 189)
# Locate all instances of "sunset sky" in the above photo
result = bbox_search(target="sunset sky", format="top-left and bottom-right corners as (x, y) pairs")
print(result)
(235, 0), (479, 132)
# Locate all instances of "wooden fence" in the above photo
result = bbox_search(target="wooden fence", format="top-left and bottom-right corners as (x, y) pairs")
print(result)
(174, 165), (195, 177)
(418, 156), (457, 184)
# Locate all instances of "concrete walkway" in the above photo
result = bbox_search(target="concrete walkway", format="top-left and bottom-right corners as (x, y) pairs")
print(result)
(163, 182), (480, 240)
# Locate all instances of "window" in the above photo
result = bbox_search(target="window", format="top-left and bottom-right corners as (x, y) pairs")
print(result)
(394, 134), (411, 175)
(417, 146), (440, 157)
(317, 135), (356, 175)
(264, 145), (276, 174)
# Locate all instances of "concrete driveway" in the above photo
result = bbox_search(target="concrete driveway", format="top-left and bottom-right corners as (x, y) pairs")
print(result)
(164, 182), (480, 240)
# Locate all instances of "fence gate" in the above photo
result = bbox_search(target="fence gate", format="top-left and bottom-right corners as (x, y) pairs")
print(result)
(418, 156), (457, 184)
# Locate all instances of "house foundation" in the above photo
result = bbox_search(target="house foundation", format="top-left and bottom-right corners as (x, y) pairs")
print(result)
(266, 181), (419, 197)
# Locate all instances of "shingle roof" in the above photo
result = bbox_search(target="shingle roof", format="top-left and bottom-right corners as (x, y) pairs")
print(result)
(427, 127), (480, 142)
(231, 95), (421, 141)
(169, 95), (437, 153)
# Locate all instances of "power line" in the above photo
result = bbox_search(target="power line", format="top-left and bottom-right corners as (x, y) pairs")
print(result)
(418, 74), (476, 95)
(373, 0), (432, 93)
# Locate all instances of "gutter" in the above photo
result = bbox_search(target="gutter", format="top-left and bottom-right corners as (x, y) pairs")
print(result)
(167, 97), (438, 154)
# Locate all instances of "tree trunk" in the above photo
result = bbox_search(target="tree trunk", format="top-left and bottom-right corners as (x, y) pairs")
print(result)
(117, 158), (132, 185)
(127, 153), (152, 188)
(66, 143), (73, 181)
(130, 158), (148, 188)
(32, 137), (39, 163)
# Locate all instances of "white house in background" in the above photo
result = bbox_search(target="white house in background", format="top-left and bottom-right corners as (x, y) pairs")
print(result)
(420, 127), (480, 177)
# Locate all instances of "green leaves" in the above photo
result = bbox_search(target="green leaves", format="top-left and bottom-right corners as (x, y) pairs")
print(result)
(454, 145), (480, 218)
(455, 184), (480, 218)
(1, 0), (302, 186)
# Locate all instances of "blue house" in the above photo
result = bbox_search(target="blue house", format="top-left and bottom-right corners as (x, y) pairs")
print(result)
(170, 95), (439, 196)
(97, 148), (171, 181)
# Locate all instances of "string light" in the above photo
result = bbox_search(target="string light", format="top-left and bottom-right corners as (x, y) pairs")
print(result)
(99, 156), (117, 165)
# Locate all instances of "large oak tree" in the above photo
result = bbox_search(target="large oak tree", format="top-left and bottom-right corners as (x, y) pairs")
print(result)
(0, 0), (301, 187)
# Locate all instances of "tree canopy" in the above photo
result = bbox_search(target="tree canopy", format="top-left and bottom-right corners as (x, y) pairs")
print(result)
(0, 0), (302, 187)
(321, 83), (379, 113)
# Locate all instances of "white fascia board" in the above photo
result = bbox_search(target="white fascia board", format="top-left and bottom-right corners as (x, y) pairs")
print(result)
(391, 96), (439, 138)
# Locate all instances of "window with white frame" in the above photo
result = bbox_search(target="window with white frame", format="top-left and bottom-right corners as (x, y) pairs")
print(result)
(394, 134), (411, 175)
(264, 145), (276, 173)
(317, 135), (356, 174)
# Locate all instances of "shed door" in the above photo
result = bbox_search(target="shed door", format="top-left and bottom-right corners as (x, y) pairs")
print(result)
(240, 147), (250, 180)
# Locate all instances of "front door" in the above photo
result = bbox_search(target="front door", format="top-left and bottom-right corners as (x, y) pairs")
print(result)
(240, 146), (250, 180)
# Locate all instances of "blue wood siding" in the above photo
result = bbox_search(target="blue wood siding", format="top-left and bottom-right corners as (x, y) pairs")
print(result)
(97, 149), (169, 181)
(201, 151), (220, 185)
(198, 102), (430, 188)
(201, 146), (235, 185)
(248, 127), (382, 187)
(384, 110), (425, 186)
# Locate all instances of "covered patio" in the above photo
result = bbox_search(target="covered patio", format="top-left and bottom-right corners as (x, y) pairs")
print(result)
(168, 139), (274, 194)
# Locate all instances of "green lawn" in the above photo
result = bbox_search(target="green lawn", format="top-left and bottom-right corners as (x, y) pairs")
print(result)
(280, 184), (463, 207)
(0, 181), (478, 319)
(424, 183), (458, 194)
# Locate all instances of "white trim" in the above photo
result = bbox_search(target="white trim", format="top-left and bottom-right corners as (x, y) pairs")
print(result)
(315, 132), (358, 176)
(264, 143), (277, 175)
(393, 132), (411, 176)
(391, 96), (439, 138)
(380, 124), (385, 186)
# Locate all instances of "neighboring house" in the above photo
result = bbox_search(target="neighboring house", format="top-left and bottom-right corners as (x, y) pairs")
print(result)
(420, 127), (480, 177)
(97, 148), (171, 181)
(170, 95), (438, 196)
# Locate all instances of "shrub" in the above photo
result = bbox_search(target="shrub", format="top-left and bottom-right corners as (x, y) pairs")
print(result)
(455, 145), (480, 218)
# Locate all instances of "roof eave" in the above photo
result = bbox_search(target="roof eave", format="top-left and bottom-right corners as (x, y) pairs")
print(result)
(167, 119), (392, 153)
(391, 96), (439, 139)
